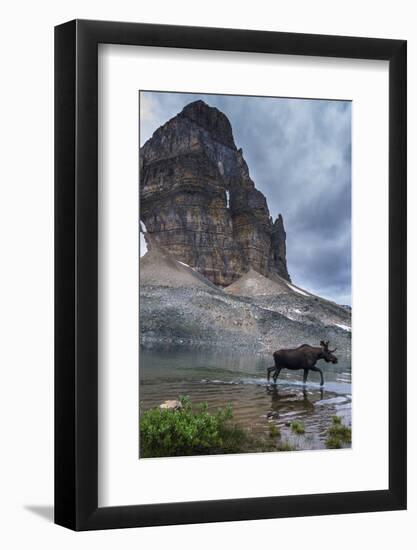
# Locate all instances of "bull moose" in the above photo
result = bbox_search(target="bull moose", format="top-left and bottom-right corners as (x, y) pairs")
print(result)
(267, 341), (338, 386)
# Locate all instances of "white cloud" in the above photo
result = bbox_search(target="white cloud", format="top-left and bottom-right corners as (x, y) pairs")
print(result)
(140, 94), (157, 123)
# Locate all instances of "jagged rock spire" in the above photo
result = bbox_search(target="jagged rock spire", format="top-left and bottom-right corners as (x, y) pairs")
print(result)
(271, 214), (291, 282)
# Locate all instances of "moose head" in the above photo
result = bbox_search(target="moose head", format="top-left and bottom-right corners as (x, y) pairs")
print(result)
(320, 340), (338, 364)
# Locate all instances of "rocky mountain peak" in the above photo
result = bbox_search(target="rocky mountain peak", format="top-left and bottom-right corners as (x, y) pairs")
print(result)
(178, 100), (236, 149)
(140, 100), (291, 286)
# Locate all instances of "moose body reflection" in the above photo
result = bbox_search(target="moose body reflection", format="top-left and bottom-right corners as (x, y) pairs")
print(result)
(267, 385), (320, 412)
(267, 341), (338, 386)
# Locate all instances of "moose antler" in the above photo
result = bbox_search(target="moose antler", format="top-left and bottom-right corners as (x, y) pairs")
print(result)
(320, 340), (336, 352)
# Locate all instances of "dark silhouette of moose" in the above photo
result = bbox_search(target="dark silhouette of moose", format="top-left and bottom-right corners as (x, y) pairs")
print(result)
(267, 341), (338, 386)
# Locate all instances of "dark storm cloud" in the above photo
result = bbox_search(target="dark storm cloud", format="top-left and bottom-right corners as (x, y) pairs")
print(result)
(140, 91), (352, 305)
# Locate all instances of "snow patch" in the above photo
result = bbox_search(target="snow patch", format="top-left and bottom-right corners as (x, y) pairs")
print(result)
(287, 283), (309, 297)
(335, 323), (351, 332)
(140, 233), (148, 257)
(178, 260), (197, 272)
(226, 190), (230, 208)
(140, 220), (147, 233)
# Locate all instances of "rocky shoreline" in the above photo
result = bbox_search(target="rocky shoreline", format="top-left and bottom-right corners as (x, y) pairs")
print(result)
(140, 272), (351, 356)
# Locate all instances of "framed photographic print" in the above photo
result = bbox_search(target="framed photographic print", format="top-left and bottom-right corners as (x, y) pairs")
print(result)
(55, 20), (407, 530)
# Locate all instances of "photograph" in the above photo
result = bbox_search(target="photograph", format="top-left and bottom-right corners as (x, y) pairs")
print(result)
(138, 91), (352, 458)
(0, 1), (409, 541)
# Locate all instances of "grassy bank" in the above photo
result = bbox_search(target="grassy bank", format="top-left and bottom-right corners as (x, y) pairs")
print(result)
(140, 396), (293, 457)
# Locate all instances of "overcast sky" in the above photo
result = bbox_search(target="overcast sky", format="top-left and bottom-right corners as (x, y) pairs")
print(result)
(140, 91), (352, 306)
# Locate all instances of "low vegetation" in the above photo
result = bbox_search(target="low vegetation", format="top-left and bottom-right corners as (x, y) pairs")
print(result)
(325, 415), (351, 449)
(140, 396), (296, 457)
(269, 424), (281, 438)
(279, 442), (295, 452)
(141, 396), (258, 457)
(290, 420), (305, 435)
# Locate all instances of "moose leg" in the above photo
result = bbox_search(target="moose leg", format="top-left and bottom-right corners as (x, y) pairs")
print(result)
(303, 369), (308, 384)
(311, 366), (324, 386)
(267, 366), (276, 382)
(272, 367), (281, 384)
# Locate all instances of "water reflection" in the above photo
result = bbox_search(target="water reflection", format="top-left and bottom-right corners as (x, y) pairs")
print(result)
(267, 385), (324, 413)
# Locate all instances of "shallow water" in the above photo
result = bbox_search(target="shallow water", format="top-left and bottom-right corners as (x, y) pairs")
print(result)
(139, 348), (351, 453)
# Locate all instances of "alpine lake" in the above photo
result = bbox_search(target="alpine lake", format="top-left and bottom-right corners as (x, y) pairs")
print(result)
(139, 347), (352, 454)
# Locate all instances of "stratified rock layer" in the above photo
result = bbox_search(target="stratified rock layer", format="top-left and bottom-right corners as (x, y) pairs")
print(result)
(140, 100), (290, 286)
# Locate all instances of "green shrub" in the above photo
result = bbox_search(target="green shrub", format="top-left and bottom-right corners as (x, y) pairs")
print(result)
(290, 420), (305, 435)
(325, 416), (351, 449)
(325, 436), (342, 449)
(269, 424), (281, 438)
(140, 397), (254, 457)
(328, 423), (351, 443)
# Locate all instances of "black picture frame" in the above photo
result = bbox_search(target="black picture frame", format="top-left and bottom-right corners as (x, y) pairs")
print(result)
(55, 19), (407, 531)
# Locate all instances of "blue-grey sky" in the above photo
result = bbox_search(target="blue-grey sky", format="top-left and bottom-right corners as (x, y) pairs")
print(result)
(140, 91), (351, 306)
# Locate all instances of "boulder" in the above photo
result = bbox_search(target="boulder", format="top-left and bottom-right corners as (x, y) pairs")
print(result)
(159, 400), (182, 411)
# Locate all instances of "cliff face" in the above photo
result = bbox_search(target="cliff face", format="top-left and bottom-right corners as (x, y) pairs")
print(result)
(139, 100), (290, 286)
